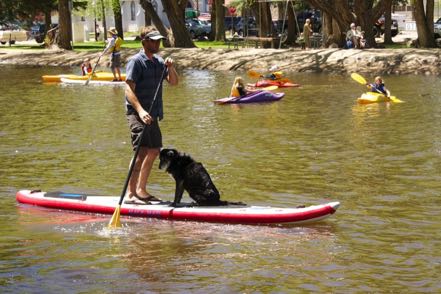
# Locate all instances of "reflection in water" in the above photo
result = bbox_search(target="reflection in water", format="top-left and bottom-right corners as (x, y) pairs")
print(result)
(0, 66), (441, 292)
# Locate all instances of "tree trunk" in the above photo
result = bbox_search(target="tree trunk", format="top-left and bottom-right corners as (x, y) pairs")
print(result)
(161, 0), (195, 47)
(112, 0), (124, 39)
(383, 0), (393, 44)
(259, 2), (272, 37)
(209, 2), (216, 41)
(140, 0), (171, 47)
(57, 0), (72, 50)
(286, 4), (298, 45)
(101, 0), (107, 39)
(44, 9), (51, 33)
(414, 0), (436, 47)
(353, 0), (376, 47)
(214, 0), (225, 41)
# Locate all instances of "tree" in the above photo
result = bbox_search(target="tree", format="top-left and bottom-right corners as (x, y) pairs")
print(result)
(57, 0), (72, 49)
(307, 0), (388, 47)
(161, 0), (195, 47)
(214, 0), (225, 41)
(139, 0), (171, 47)
(111, 0), (123, 39)
(413, 0), (436, 47)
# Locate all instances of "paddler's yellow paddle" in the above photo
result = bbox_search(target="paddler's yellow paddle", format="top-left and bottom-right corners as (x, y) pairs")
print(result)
(350, 73), (404, 103)
(247, 70), (263, 78)
(261, 85), (278, 91)
(108, 66), (167, 228)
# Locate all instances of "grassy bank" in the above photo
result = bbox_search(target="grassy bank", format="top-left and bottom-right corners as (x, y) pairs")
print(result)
(0, 39), (235, 51)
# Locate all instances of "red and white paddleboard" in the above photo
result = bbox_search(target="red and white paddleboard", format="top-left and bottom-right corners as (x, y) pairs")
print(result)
(16, 190), (340, 225)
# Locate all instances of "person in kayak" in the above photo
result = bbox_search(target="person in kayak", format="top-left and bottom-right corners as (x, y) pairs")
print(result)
(230, 77), (247, 97)
(367, 76), (391, 97)
(105, 27), (123, 81)
(262, 65), (284, 80)
(124, 26), (178, 204)
(81, 58), (92, 76)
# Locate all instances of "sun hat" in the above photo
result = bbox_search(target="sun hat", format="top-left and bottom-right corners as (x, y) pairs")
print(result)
(108, 27), (118, 35)
(145, 30), (166, 40)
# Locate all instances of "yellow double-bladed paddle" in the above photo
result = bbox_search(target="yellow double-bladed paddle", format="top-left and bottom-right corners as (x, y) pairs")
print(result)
(350, 73), (404, 103)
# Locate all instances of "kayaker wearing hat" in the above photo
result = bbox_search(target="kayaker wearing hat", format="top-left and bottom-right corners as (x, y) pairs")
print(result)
(123, 26), (178, 204)
(105, 27), (123, 81)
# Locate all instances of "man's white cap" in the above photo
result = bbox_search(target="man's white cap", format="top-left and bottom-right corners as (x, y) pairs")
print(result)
(145, 31), (166, 40)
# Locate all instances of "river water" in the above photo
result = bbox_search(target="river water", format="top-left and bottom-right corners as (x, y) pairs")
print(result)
(0, 65), (440, 292)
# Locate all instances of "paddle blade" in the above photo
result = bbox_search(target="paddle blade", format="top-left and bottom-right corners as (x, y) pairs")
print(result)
(247, 70), (262, 78)
(390, 96), (404, 103)
(108, 205), (122, 228)
(351, 73), (367, 85)
(262, 85), (278, 91)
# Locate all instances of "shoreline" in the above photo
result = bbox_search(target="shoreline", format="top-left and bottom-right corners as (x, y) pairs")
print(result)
(1, 46), (440, 76)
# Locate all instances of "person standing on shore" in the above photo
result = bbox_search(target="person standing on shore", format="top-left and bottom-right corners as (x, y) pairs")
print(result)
(124, 26), (178, 204)
(303, 19), (313, 50)
(105, 27), (123, 81)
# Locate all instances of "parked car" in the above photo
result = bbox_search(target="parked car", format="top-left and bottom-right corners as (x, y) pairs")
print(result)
(224, 16), (242, 32)
(374, 16), (399, 37)
(185, 18), (211, 39)
(434, 18), (441, 38)
(236, 17), (258, 36)
(0, 22), (28, 45)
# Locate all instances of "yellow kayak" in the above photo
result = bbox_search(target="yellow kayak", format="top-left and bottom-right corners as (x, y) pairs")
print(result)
(357, 92), (403, 104)
(42, 72), (126, 83)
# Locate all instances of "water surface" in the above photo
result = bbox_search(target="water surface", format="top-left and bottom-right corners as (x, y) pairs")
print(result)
(0, 65), (440, 292)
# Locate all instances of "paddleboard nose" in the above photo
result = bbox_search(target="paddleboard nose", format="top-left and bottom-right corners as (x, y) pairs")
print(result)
(329, 201), (340, 212)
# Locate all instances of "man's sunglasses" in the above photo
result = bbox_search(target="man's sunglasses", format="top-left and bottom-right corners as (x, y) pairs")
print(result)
(144, 38), (161, 42)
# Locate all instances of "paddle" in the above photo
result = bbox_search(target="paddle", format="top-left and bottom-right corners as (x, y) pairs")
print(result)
(350, 73), (403, 103)
(108, 66), (168, 228)
(248, 85), (278, 91)
(85, 49), (107, 86)
(247, 70), (262, 78)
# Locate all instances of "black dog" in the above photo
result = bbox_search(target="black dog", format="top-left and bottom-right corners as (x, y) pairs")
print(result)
(159, 148), (236, 207)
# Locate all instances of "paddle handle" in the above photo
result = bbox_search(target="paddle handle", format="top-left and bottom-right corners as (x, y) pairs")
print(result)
(117, 65), (168, 206)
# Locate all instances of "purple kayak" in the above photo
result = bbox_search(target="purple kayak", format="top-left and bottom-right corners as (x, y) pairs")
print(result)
(214, 90), (285, 104)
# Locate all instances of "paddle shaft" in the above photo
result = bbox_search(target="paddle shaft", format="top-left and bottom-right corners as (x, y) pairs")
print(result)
(85, 49), (107, 85)
(117, 66), (167, 206)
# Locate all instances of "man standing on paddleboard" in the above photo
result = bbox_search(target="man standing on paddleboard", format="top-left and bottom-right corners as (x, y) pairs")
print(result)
(124, 26), (178, 204)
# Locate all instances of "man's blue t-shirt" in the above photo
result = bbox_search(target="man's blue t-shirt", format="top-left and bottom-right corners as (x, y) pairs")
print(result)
(125, 49), (167, 120)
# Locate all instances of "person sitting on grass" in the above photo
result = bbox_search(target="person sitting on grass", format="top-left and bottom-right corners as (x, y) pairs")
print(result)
(346, 23), (361, 49)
